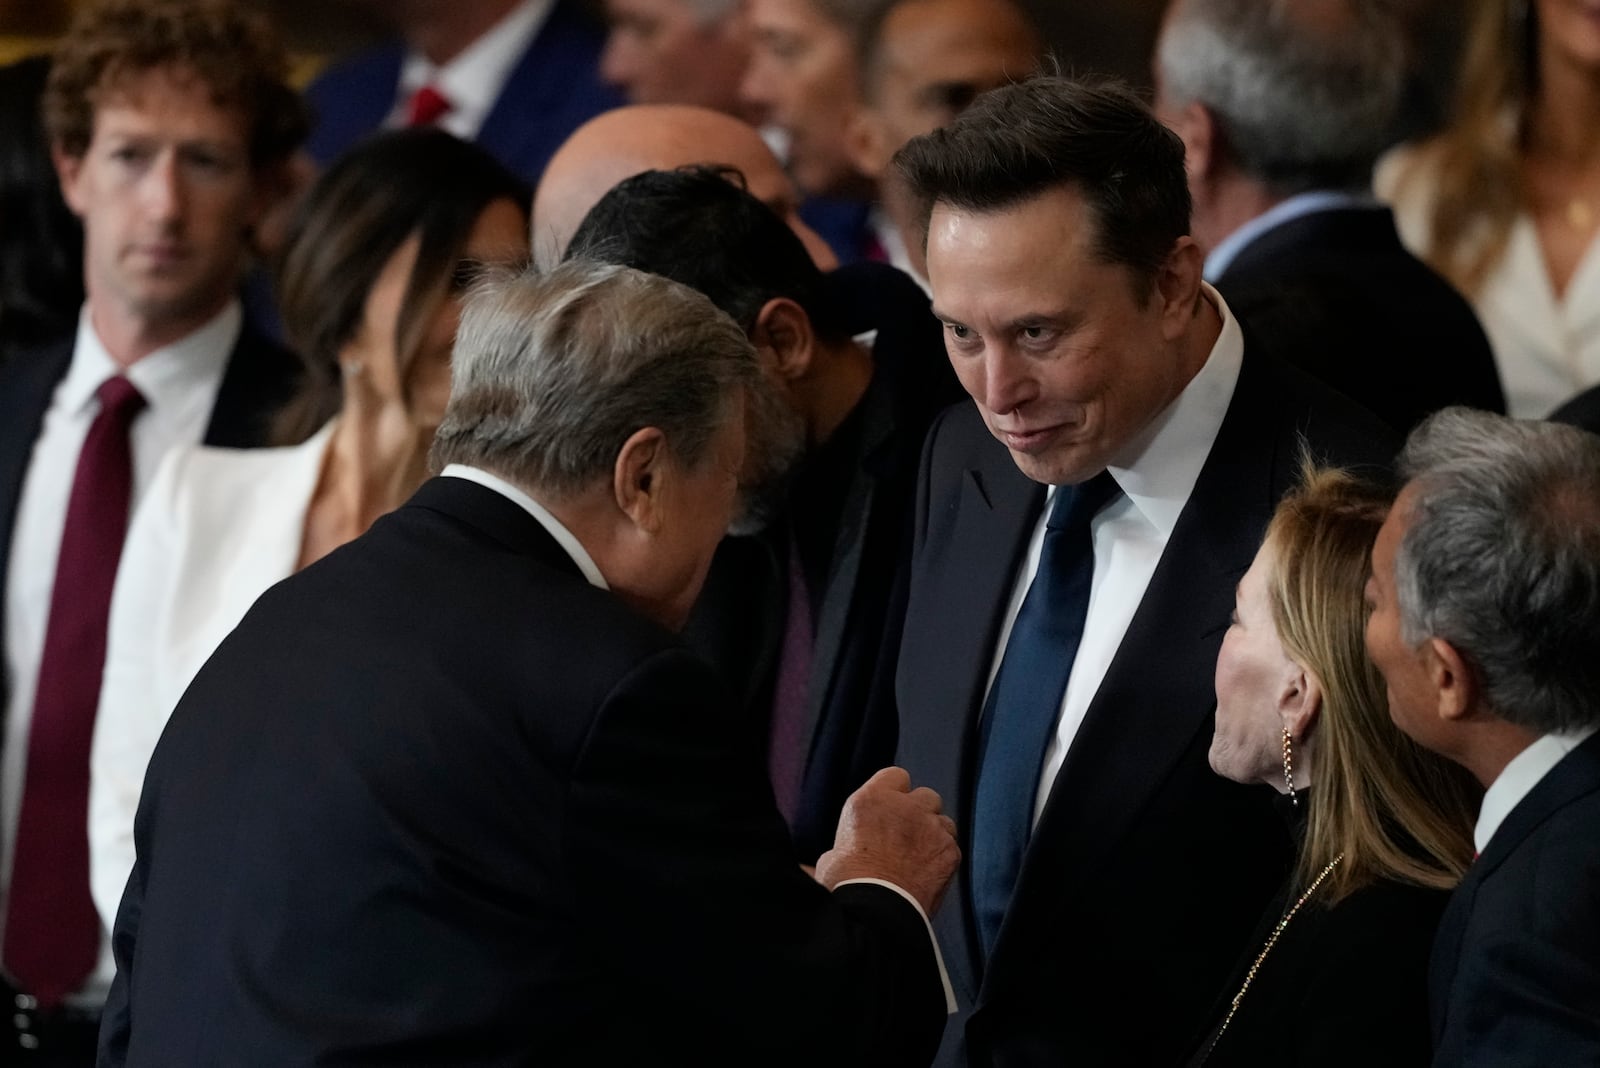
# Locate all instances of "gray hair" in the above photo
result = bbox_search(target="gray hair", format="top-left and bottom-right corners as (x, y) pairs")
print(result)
(430, 260), (759, 498)
(1155, 0), (1404, 194)
(1394, 408), (1600, 734)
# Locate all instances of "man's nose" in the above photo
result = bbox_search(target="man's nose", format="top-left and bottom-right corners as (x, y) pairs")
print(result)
(141, 151), (185, 223)
(983, 347), (1036, 415)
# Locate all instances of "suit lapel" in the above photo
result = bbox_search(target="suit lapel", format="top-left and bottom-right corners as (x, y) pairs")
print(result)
(204, 324), (299, 449)
(929, 453), (1043, 994)
(0, 339), (74, 725)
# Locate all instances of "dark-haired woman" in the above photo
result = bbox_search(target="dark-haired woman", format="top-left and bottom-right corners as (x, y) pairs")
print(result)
(88, 129), (528, 924)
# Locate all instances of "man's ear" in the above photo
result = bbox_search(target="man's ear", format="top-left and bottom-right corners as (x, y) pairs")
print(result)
(1169, 100), (1217, 185)
(1424, 638), (1477, 723)
(1155, 235), (1205, 339)
(53, 144), (88, 219)
(612, 426), (669, 534)
(1280, 664), (1323, 742)
(844, 106), (891, 180)
(751, 297), (816, 382)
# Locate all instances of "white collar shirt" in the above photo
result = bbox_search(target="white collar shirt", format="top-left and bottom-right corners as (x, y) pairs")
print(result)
(984, 284), (1244, 827)
(2, 299), (240, 1002)
(391, 0), (555, 141)
(440, 464), (607, 589)
(1475, 724), (1600, 854)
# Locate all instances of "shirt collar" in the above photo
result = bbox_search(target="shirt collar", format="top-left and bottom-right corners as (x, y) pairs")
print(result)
(1203, 190), (1376, 282)
(1475, 723), (1600, 854)
(398, 0), (554, 132)
(1099, 283), (1243, 538)
(64, 300), (241, 420)
(440, 464), (608, 590)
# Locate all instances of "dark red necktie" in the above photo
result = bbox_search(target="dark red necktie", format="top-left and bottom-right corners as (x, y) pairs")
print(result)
(405, 84), (453, 127)
(4, 375), (145, 1008)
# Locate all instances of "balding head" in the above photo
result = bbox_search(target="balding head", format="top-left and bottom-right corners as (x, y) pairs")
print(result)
(533, 104), (834, 268)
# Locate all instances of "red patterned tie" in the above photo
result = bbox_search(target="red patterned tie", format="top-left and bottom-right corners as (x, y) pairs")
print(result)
(405, 84), (453, 127)
(4, 375), (145, 1008)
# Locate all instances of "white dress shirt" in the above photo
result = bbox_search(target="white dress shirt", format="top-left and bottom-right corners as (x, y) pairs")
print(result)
(1380, 145), (1600, 418)
(983, 285), (1244, 827)
(3, 299), (239, 1000)
(1475, 724), (1600, 854)
(390, 0), (555, 141)
(444, 464), (956, 1012)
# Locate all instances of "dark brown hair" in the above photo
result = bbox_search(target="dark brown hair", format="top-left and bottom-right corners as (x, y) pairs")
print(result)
(273, 129), (529, 444)
(892, 75), (1191, 294)
(44, 0), (307, 166)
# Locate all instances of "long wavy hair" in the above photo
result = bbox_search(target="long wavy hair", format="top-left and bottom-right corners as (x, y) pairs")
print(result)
(1388, 0), (1536, 296)
(1265, 464), (1479, 903)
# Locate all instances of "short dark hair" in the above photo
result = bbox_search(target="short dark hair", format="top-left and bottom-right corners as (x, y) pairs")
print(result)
(274, 129), (529, 442)
(893, 75), (1191, 290)
(563, 165), (849, 343)
(45, 0), (308, 167)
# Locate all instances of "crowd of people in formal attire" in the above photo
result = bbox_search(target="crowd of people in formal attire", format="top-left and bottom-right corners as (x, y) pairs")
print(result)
(0, 0), (1597, 1065)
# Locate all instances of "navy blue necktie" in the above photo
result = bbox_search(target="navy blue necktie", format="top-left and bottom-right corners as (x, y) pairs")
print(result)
(970, 471), (1121, 958)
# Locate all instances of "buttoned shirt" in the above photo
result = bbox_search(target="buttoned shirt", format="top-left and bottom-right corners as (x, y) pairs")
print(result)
(390, 0), (556, 141)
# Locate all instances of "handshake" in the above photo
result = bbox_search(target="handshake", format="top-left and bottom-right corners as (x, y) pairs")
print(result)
(815, 767), (961, 915)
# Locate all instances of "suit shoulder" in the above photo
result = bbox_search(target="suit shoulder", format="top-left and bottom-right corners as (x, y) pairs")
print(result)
(1238, 349), (1400, 473)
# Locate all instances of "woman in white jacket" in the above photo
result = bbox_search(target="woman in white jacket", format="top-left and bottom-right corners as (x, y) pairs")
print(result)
(89, 129), (530, 927)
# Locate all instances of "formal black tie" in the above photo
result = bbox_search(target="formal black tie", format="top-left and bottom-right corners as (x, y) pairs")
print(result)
(970, 471), (1120, 959)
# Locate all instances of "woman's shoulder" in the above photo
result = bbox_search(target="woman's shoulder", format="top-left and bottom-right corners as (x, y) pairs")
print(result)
(1315, 878), (1452, 954)
(150, 424), (332, 520)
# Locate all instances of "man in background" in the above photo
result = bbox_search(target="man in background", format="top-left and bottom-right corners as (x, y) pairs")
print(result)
(599, 0), (753, 118)
(1366, 408), (1600, 1065)
(844, 0), (1041, 282)
(305, 0), (621, 184)
(1153, 0), (1504, 431)
(0, 1), (305, 1060)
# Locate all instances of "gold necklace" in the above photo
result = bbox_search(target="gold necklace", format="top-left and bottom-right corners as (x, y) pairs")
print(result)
(1199, 853), (1345, 1062)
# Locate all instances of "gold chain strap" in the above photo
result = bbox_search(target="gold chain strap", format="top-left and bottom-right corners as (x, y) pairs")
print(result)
(1198, 853), (1346, 1063)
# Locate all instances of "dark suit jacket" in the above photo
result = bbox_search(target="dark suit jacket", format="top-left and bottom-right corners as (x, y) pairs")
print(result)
(895, 351), (1398, 1067)
(0, 322), (299, 735)
(1188, 874), (1446, 1067)
(1548, 382), (1600, 431)
(303, 0), (622, 185)
(1429, 733), (1600, 1067)
(99, 477), (948, 1067)
(684, 262), (960, 863)
(1216, 205), (1505, 433)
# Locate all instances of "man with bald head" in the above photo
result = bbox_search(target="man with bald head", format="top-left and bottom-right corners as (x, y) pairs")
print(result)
(846, 0), (1041, 280)
(533, 104), (834, 268)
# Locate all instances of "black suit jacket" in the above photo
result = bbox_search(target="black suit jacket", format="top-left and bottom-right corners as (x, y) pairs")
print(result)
(895, 351), (1398, 1067)
(1428, 733), (1600, 1067)
(1188, 875), (1446, 1068)
(100, 477), (949, 1067)
(1217, 205), (1505, 433)
(0, 322), (298, 735)
(1548, 382), (1600, 432)
(685, 262), (961, 863)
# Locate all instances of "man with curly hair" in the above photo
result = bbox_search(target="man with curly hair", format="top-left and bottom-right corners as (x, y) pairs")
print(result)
(0, 2), (306, 1060)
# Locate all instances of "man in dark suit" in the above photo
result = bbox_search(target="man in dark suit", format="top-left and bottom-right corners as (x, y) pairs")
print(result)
(1153, 0), (1504, 433)
(304, 0), (622, 186)
(0, 3), (303, 1061)
(1365, 408), (1600, 1066)
(101, 261), (959, 1066)
(566, 166), (960, 863)
(890, 76), (1397, 1066)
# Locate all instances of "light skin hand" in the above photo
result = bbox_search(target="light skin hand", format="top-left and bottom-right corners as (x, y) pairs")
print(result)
(814, 766), (960, 915)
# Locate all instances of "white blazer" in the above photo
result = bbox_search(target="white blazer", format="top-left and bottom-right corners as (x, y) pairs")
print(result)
(89, 422), (333, 928)
(1379, 146), (1600, 418)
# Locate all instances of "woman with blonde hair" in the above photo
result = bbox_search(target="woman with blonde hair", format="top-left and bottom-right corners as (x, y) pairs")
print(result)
(1187, 465), (1480, 1067)
(1381, 0), (1600, 417)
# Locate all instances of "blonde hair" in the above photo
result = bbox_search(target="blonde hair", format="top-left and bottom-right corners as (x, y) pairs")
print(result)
(1264, 464), (1479, 903)
(1388, 0), (1530, 296)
